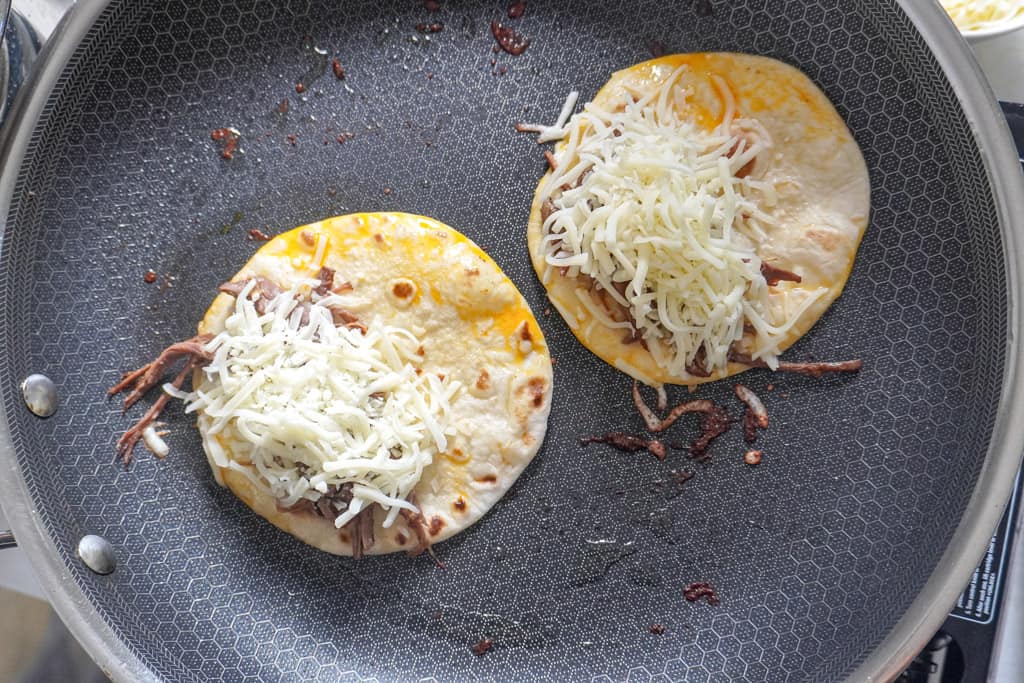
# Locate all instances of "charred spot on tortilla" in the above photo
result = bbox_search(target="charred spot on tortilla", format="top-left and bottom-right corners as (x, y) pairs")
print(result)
(109, 212), (553, 559)
(524, 53), (870, 387)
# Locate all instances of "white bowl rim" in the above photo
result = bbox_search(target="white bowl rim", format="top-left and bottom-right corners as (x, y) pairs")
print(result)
(958, 12), (1024, 39)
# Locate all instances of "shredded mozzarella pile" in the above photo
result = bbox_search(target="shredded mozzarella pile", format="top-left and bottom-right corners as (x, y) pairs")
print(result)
(940, 0), (1024, 31)
(169, 280), (459, 529)
(540, 65), (813, 375)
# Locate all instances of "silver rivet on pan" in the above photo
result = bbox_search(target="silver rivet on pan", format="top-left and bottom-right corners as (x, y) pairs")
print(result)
(77, 535), (116, 575)
(20, 374), (58, 418)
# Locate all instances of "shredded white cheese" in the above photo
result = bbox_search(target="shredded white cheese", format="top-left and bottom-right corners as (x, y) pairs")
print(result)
(142, 425), (170, 458)
(538, 65), (806, 376)
(174, 280), (459, 529)
(517, 91), (580, 143)
(940, 0), (1024, 31)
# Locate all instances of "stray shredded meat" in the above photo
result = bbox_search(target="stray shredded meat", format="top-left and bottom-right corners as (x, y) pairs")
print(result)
(690, 407), (730, 459)
(543, 150), (557, 171)
(143, 270), (157, 284)
(632, 381), (662, 431)
(683, 581), (720, 605)
(742, 409), (758, 443)
(314, 482), (354, 519)
(109, 335), (214, 466)
(649, 623), (666, 635)
(415, 22), (444, 33)
(508, 1), (525, 18)
(210, 128), (240, 160)
(400, 492), (445, 568)
(218, 277), (283, 315)
(728, 351), (863, 377)
(349, 506), (376, 560)
(331, 58), (346, 80)
(734, 384), (768, 435)
(247, 229), (272, 241)
(108, 334), (214, 410)
(471, 638), (494, 656)
(744, 449), (763, 466)
(580, 431), (666, 461)
(685, 346), (711, 378)
(329, 306), (367, 334)
(491, 20), (530, 55)
(313, 266), (335, 297)
(670, 469), (694, 489)
(655, 399), (716, 433)
(760, 262), (802, 286)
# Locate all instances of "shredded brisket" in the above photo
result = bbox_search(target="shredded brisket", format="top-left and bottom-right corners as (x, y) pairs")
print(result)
(313, 266), (336, 297)
(112, 354), (206, 466)
(683, 581), (720, 605)
(580, 431), (667, 461)
(759, 262), (802, 286)
(734, 384), (768, 445)
(690, 406), (730, 459)
(728, 351), (862, 377)
(349, 506), (376, 560)
(400, 492), (445, 568)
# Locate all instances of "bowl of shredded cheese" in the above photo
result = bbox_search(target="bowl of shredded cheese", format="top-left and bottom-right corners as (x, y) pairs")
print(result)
(941, 0), (1024, 42)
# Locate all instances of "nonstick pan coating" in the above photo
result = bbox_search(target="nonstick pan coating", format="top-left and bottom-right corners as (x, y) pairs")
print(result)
(1, 0), (1023, 681)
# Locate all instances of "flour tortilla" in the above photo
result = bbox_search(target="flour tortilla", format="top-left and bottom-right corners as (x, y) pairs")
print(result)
(527, 53), (870, 386)
(197, 212), (553, 555)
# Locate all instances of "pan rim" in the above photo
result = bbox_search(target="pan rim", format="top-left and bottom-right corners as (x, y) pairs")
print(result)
(841, 2), (1024, 680)
(0, 1), (1021, 681)
(0, 2), (160, 681)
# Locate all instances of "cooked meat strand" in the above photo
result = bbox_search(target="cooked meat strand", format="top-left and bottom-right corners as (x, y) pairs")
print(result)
(277, 498), (315, 515)
(742, 409), (759, 444)
(314, 266), (335, 297)
(656, 385), (668, 411)
(760, 262), (802, 286)
(400, 492), (445, 568)
(690, 406), (730, 459)
(632, 381), (662, 431)
(580, 432), (667, 461)
(686, 346), (711, 378)
(349, 506), (376, 560)
(108, 334), (214, 410)
(540, 198), (557, 223)
(329, 307), (367, 334)
(115, 356), (203, 467)
(652, 399), (716, 433)
(219, 277), (283, 315)
(314, 482), (354, 518)
(683, 581), (720, 605)
(734, 384), (768, 428)
(218, 276), (282, 299)
(729, 351), (862, 377)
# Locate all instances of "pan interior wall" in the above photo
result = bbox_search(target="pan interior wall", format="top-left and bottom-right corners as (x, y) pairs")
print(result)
(0, 0), (1005, 680)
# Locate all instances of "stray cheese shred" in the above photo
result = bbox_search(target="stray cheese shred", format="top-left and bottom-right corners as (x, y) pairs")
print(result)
(540, 64), (797, 376)
(177, 280), (459, 529)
